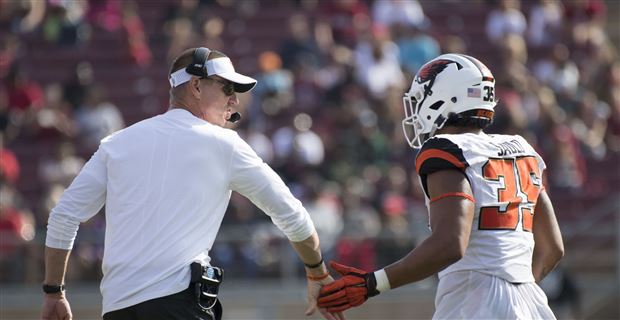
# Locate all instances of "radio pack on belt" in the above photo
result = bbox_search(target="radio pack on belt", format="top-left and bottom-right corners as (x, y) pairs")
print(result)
(190, 262), (224, 312)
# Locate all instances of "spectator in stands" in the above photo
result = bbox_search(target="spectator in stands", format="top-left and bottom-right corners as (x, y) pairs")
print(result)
(306, 181), (344, 265)
(39, 140), (85, 187)
(0, 138), (20, 186)
(42, 0), (88, 47)
(291, 60), (326, 115)
(563, 0), (606, 26)
(315, 19), (337, 57)
(396, 24), (440, 75)
(492, 84), (529, 135)
(70, 212), (106, 282)
(574, 34), (616, 96)
(75, 84), (124, 150)
(165, 17), (199, 62)
(547, 125), (587, 192)
(353, 24), (405, 99)
(336, 188), (380, 272)
(163, 0), (203, 29)
(162, 0), (206, 61)
(295, 114), (325, 167)
(497, 34), (545, 137)
(272, 124), (298, 167)
(604, 61), (620, 153)
(318, 0), (370, 47)
(371, 0), (427, 31)
(571, 90), (611, 160)
(0, 184), (35, 283)
(563, 0), (608, 66)
(242, 129), (274, 164)
(406, 170), (431, 247)
(42, 183), (65, 220)
(63, 61), (95, 111)
(35, 83), (77, 139)
(440, 35), (467, 55)
(201, 17), (225, 52)
(5, 63), (44, 114)
(249, 51), (294, 130)
(4, 64), (44, 136)
(312, 44), (353, 94)
(0, 0), (45, 34)
(122, 0), (152, 67)
(485, 0), (527, 43)
(375, 190), (412, 268)
(278, 14), (324, 70)
(533, 43), (580, 99)
(86, 0), (123, 33)
(0, 35), (21, 78)
(534, 86), (567, 139)
(527, 0), (564, 48)
(274, 112), (325, 167)
(0, 86), (11, 140)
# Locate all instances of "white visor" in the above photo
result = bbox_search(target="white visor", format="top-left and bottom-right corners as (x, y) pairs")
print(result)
(169, 57), (257, 93)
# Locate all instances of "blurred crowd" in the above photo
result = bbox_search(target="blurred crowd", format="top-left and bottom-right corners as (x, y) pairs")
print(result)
(1, 1), (618, 303)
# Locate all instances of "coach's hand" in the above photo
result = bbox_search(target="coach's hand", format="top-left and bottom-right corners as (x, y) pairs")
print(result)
(41, 293), (73, 320)
(306, 273), (346, 320)
(317, 262), (379, 313)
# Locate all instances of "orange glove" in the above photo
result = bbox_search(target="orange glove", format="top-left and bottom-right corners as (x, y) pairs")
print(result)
(317, 261), (379, 313)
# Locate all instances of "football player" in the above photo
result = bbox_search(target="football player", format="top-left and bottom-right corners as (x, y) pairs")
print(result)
(317, 53), (564, 319)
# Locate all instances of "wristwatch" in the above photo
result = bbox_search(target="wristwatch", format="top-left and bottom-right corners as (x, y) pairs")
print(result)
(42, 284), (65, 294)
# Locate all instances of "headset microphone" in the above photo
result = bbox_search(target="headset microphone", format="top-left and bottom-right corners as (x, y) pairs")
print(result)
(227, 112), (241, 123)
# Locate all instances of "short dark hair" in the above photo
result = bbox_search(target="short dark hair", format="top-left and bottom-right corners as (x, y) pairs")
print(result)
(168, 48), (227, 76)
(444, 109), (494, 129)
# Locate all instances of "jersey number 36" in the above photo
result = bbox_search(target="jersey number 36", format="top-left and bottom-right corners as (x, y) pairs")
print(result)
(479, 157), (541, 232)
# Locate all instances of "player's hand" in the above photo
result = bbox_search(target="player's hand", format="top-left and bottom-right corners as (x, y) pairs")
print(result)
(317, 261), (379, 313)
(305, 273), (346, 320)
(41, 293), (73, 320)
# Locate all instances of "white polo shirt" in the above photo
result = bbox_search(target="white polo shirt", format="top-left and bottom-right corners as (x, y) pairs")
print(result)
(46, 108), (316, 314)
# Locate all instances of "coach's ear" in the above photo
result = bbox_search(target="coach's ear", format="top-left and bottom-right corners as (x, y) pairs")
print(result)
(190, 77), (202, 99)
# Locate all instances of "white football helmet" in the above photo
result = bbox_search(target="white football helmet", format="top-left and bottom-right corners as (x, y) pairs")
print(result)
(402, 53), (497, 148)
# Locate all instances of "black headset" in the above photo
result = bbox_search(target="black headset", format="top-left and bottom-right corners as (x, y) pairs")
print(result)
(185, 47), (211, 78)
(186, 47), (241, 123)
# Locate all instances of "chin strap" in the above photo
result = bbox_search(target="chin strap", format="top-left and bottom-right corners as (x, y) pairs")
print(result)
(427, 123), (440, 141)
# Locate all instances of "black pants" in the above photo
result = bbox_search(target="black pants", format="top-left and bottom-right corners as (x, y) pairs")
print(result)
(103, 287), (222, 320)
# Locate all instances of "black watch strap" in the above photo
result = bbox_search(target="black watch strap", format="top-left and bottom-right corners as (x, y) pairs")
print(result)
(304, 258), (324, 269)
(43, 284), (65, 294)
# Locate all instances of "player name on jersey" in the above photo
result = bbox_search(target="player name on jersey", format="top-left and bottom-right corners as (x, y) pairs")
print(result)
(491, 139), (526, 157)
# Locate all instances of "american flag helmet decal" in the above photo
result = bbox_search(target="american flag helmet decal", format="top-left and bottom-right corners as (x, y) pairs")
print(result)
(467, 88), (481, 98)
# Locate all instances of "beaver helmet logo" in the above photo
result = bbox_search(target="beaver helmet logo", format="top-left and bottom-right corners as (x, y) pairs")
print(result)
(416, 59), (459, 84)
(414, 59), (461, 107)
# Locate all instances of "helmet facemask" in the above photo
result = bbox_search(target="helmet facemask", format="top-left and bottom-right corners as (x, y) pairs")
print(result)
(403, 91), (429, 149)
(402, 79), (450, 149)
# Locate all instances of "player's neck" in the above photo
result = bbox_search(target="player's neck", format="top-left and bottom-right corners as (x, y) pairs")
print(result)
(437, 126), (483, 135)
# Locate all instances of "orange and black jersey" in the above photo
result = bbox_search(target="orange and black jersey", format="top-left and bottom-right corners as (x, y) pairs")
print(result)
(413, 132), (547, 283)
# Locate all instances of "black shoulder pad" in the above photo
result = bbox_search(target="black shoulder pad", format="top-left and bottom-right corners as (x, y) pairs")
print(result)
(415, 137), (469, 198)
(416, 137), (468, 176)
